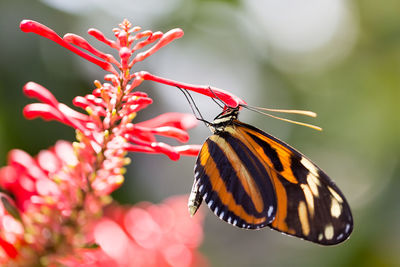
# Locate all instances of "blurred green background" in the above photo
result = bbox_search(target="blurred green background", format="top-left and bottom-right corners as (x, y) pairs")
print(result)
(1, 0), (399, 266)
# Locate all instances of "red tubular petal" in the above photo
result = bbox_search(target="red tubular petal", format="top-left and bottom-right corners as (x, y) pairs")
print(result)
(58, 103), (90, 121)
(8, 149), (35, 167)
(136, 113), (197, 130)
(132, 125), (190, 143)
(125, 137), (180, 161)
(139, 71), (246, 108)
(37, 149), (61, 173)
(88, 28), (118, 49)
(72, 96), (90, 109)
(125, 96), (153, 106)
(131, 28), (184, 64)
(0, 237), (18, 259)
(54, 140), (78, 166)
(63, 33), (119, 65)
(20, 20), (118, 75)
(134, 30), (152, 40)
(132, 32), (162, 52)
(124, 143), (157, 153)
(23, 82), (59, 107)
(132, 91), (148, 97)
(174, 145), (202, 157)
(154, 126), (190, 142)
(23, 104), (87, 132)
(150, 142), (180, 161)
(8, 149), (47, 180)
(23, 103), (64, 121)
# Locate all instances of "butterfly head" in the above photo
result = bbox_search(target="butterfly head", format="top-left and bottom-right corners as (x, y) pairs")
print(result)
(209, 107), (240, 133)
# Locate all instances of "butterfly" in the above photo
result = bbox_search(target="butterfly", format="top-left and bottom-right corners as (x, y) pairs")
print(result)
(188, 105), (353, 245)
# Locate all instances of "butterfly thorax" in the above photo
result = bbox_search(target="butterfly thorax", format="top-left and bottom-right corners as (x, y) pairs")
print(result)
(209, 107), (239, 133)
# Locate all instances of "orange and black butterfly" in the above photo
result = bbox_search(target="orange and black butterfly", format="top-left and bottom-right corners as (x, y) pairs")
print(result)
(187, 105), (353, 245)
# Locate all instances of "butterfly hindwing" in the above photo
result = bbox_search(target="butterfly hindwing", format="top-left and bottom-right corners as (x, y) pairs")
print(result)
(234, 121), (353, 245)
(194, 129), (277, 229)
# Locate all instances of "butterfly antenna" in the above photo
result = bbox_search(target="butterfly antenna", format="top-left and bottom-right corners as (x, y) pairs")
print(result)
(207, 86), (226, 109)
(242, 104), (322, 131)
(248, 106), (317, 117)
(176, 86), (210, 126)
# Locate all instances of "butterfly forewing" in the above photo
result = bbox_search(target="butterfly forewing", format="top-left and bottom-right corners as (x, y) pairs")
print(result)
(234, 121), (353, 245)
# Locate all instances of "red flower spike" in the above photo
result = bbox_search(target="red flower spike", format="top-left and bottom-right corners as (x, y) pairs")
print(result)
(20, 20), (118, 75)
(10, 19), (245, 265)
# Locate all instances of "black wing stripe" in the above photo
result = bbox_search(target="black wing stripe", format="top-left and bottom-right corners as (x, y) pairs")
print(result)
(204, 138), (266, 216)
(218, 131), (277, 218)
(195, 140), (272, 227)
(196, 163), (259, 227)
(245, 131), (284, 172)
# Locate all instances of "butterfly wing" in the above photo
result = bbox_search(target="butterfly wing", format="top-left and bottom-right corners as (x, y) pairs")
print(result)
(233, 120), (353, 245)
(193, 127), (277, 229)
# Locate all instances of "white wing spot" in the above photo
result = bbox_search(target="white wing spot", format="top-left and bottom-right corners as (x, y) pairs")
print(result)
(336, 233), (344, 240)
(233, 219), (238, 226)
(242, 223), (246, 228)
(219, 211), (225, 219)
(324, 224), (334, 240)
(345, 223), (351, 234)
(227, 216), (232, 224)
(300, 184), (314, 217)
(267, 205), (274, 217)
(330, 198), (342, 218)
(203, 192), (208, 200)
(301, 157), (319, 176)
(307, 173), (319, 197)
(214, 206), (219, 215)
(194, 171), (200, 179)
(199, 185), (204, 193)
(328, 186), (343, 203)
(247, 225), (251, 229)
(207, 199), (213, 208)
(318, 233), (323, 241)
(298, 201), (310, 236)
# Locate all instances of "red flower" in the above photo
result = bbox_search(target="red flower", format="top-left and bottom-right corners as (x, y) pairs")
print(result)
(0, 18), (247, 265)
(58, 196), (207, 267)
